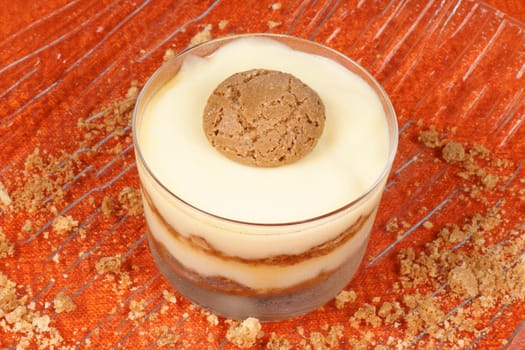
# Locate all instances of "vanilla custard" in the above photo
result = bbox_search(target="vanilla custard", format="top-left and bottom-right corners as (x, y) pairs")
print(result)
(139, 37), (389, 224)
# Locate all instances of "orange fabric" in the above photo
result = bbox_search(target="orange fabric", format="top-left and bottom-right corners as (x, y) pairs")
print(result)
(1, 0), (524, 349)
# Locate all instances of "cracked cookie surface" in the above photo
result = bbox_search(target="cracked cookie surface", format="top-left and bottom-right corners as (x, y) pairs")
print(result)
(203, 69), (325, 167)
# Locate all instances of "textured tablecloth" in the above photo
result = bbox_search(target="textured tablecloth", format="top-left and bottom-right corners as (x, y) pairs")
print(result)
(1, 0), (524, 349)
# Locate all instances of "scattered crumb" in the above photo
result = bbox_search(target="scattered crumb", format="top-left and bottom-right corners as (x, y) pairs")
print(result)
(157, 332), (179, 347)
(335, 289), (357, 309)
(385, 218), (400, 232)
(190, 24), (212, 46)
(481, 173), (499, 189)
(0, 228), (14, 258)
(116, 272), (132, 296)
(377, 301), (404, 324)
(101, 196), (115, 217)
(423, 220), (434, 229)
(301, 325), (344, 349)
(271, 2), (282, 10)
(418, 127), (443, 148)
(95, 255), (122, 274)
(218, 19), (229, 30)
(163, 48), (176, 62)
(350, 304), (382, 328)
(297, 326), (305, 337)
(8, 148), (82, 213)
(118, 187), (143, 216)
(267, 20), (281, 29)
(0, 81), (144, 347)
(226, 317), (262, 348)
(266, 332), (291, 350)
(0, 181), (12, 209)
(0, 272), (66, 348)
(52, 215), (78, 234)
(442, 141), (465, 163)
(126, 83), (139, 100)
(162, 290), (177, 304)
(53, 291), (76, 313)
(128, 299), (146, 321)
(22, 220), (33, 233)
(206, 312), (219, 326)
(470, 144), (490, 159)
(448, 266), (479, 298)
(207, 332), (215, 343)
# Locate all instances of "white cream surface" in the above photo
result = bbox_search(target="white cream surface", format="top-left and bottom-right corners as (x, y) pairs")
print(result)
(139, 37), (389, 224)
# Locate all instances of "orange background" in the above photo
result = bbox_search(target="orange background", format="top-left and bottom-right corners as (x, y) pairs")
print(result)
(1, 0), (524, 349)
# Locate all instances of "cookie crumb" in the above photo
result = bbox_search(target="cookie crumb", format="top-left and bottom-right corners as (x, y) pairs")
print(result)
(52, 215), (78, 234)
(163, 48), (176, 62)
(0, 181), (12, 209)
(226, 317), (262, 348)
(0, 272), (66, 348)
(190, 24), (212, 46)
(267, 20), (281, 29)
(203, 69), (325, 167)
(95, 255), (122, 274)
(118, 187), (143, 216)
(442, 141), (465, 163)
(271, 2), (282, 10)
(418, 127), (443, 148)
(218, 20), (229, 30)
(447, 266), (479, 298)
(0, 228), (14, 258)
(101, 196), (115, 217)
(126, 84), (140, 100)
(128, 299), (146, 320)
(386, 218), (400, 232)
(350, 303), (382, 327)
(377, 301), (404, 324)
(266, 332), (291, 350)
(423, 220), (434, 229)
(205, 312), (219, 326)
(22, 220), (33, 233)
(53, 291), (76, 313)
(481, 173), (499, 189)
(162, 290), (177, 304)
(335, 289), (357, 309)
(157, 332), (179, 347)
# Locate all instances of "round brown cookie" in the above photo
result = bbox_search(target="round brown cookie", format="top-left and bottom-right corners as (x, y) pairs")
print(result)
(203, 69), (325, 167)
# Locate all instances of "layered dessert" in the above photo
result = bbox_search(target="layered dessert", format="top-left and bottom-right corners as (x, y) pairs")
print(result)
(133, 35), (397, 320)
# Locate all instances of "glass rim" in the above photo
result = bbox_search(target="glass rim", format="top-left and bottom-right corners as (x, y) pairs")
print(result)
(132, 33), (399, 227)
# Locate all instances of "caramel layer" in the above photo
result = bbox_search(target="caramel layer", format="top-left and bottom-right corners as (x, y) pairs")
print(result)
(142, 187), (373, 266)
(149, 229), (344, 296)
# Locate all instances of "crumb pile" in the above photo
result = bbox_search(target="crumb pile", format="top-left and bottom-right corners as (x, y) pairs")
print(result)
(226, 317), (263, 348)
(0, 82), (143, 348)
(203, 68), (326, 167)
(0, 273), (66, 348)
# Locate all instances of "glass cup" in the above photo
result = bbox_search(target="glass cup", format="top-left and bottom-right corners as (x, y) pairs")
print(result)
(132, 33), (398, 321)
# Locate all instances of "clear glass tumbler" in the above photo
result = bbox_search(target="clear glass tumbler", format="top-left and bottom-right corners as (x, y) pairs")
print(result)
(132, 33), (398, 321)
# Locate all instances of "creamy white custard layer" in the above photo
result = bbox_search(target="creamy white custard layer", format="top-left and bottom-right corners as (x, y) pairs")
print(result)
(139, 37), (389, 224)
